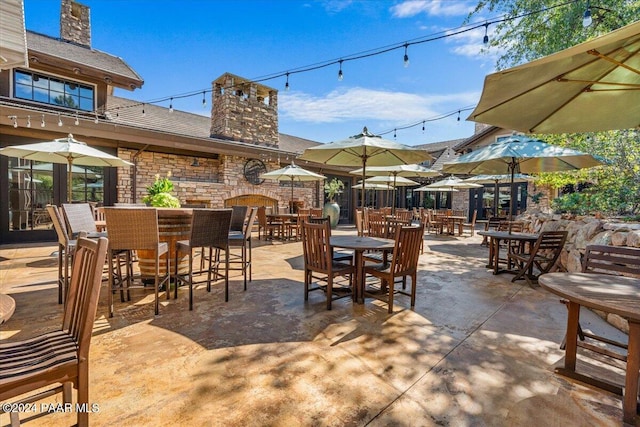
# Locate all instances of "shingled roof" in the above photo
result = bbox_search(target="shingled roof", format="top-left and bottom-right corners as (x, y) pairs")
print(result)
(26, 31), (143, 89)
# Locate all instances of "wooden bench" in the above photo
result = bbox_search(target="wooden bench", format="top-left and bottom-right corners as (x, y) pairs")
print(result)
(561, 244), (640, 359)
(224, 194), (278, 212)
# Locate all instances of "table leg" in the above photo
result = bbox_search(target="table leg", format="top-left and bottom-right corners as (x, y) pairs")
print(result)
(564, 301), (580, 372)
(354, 250), (364, 304)
(493, 238), (501, 275)
(624, 320), (640, 424)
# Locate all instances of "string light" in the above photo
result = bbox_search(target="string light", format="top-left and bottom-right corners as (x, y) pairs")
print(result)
(422, 121), (425, 132)
(337, 60), (343, 81)
(74, 112), (79, 126)
(202, 91), (206, 108)
(142, 103), (146, 117)
(57, 113), (63, 127)
(94, 112), (99, 124)
(483, 22), (490, 44)
(393, 128), (397, 138)
(26, 115), (31, 128)
(285, 72), (290, 91)
(457, 111), (461, 122)
(11, 116), (17, 128)
(403, 43), (409, 68)
(40, 114), (45, 127)
(169, 97), (174, 113)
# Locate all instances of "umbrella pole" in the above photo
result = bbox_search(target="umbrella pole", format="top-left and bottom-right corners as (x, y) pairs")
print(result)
(494, 179), (499, 217)
(290, 177), (294, 214)
(508, 161), (516, 234)
(361, 156), (366, 209)
(392, 173), (397, 214)
(67, 158), (73, 203)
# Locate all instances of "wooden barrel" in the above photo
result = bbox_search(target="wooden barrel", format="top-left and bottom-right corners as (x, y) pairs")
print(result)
(138, 208), (192, 277)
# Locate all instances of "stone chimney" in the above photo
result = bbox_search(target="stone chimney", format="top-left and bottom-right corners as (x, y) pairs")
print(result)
(210, 73), (279, 147)
(60, 0), (91, 48)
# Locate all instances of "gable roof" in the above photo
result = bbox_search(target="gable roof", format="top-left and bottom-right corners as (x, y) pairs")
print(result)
(26, 31), (143, 89)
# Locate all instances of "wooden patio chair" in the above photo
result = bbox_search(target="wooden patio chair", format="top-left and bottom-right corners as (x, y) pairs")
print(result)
(104, 208), (170, 316)
(301, 220), (354, 310)
(309, 208), (323, 217)
(175, 209), (232, 309)
(46, 205), (79, 304)
(229, 207), (258, 294)
(364, 224), (424, 313)
(257, 206), (282, 240)
(559, 244), (640, 356)
(459, 209), (477, 237)
(0, 237), (108, 427)
(508, 230), (568, 286)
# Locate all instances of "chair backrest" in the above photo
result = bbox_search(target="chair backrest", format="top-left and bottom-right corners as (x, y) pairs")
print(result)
(230, 205), (249, 232)
(452, 209), (465, 217)
(103, 207), (160, 250)
(395, 210), (413, 222)
(355, 209), (364, 236)
(498, 220), (524, 232)
(243, 207), (258, 239)
(189, 209), (232, 249)
(367, 211), (387, 238)
(62, 237), (108, 359)
(47, 205), (70, 246)
(469, 209), (477, 225)
(309, 208), (322, 217)
(389, 225), (424, 276)
(488, 216), (506, 230)
(306, 216), (329, 225)
(583, 244), (640, 277)
(93, 206), (105, 222)
(301, 220), (332, 274)
(531, 231), (567, 263)
(62, 203), (98, 236)
(257, 206), (268, 227)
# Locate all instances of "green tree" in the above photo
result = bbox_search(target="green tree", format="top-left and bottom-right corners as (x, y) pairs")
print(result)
(468, 0), (640, 215)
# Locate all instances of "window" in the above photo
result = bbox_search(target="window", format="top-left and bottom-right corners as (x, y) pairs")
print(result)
(496, 135), (511, 142)
(13, 70), (95, 111)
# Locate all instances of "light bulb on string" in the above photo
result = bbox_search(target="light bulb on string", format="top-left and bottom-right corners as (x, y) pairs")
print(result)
(169, 97), (174, 113)
(403, 43), (409, 68)
(483, 23), (489, 44)
(26, 115), (31, 128)
(11, 116), (17, 128)
(74, 112), (79, 126)
(41, 114), (46, 128)
(57, 114), (63, 127)
(285, 72), (290, 91)
(393, 129), (397, 139)
(142, 103), (146, 117)
(457, 111), (460, 122)
(202, 91), (206, 108)
(338, 60), (344, 81)
(422, 121), (425, 133)
(94, 111), (99, 124)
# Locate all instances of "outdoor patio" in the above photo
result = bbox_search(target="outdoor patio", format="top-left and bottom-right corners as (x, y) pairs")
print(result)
(0, 228), (629, 426)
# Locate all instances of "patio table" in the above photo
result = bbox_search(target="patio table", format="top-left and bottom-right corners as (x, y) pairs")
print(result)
(330, 235), (395, 304)
(478, 230), (538, 274)
(539, 272), (640, 424)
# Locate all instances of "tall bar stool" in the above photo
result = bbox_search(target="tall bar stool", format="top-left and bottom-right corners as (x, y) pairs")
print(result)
(229, 207), (258, 292)
(175, 209), (232, 308)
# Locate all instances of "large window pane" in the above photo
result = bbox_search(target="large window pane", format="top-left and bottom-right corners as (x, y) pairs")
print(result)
(13, 70), (95, 112)
(8, 159), (54, 231)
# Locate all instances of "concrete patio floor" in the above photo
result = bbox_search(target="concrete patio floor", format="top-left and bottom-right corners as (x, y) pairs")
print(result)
(0, 227), (632, 426)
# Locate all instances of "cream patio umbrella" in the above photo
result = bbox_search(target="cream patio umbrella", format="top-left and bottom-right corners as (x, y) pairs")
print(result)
(364, 175), (419, 212)
(351, 164), (439, 212)
(464, 174), (533, 216)
(0, 134), (132, 202)
(259, 161), (326, 213)
(353, 181), (395, 208)
(298, 127), (432, 208)
(468, 20), (640, 133)
(443, 135), (605, 225)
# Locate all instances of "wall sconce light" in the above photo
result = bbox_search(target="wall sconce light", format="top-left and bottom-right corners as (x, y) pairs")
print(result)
(191, 157), (200, 167)
(73, 67), (81, 74)
(104, 75), (113, 84)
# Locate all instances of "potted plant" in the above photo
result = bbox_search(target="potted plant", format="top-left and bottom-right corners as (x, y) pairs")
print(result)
(142, 172), (181, 208)
(323, 178), (344, 229)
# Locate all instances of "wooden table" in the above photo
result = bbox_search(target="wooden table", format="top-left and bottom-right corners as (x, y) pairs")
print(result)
(478, 230), (539, 274)
(539, 272), (640, 424)
(266, 213), (299, 240)
(330, 235), (395, 304)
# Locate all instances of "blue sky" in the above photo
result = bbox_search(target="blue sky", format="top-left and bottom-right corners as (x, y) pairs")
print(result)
(24, 0), (501, 146)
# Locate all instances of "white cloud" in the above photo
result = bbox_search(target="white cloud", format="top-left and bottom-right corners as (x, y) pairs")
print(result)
(279, 87), (479, 124)
(390, 0), (475, 18)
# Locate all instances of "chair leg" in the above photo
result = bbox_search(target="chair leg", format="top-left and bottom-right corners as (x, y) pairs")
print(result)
(77, 361), (89, 427)
(387, 278), (394, 314)
(326, 275), (333, 310)
(224, 247), (230, 302)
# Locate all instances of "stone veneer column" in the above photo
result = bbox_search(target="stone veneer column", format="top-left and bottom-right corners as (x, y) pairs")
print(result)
(60, 0), (91, 48)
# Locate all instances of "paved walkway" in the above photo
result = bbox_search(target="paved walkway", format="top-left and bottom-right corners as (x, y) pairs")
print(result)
(0, 228), (631, 426)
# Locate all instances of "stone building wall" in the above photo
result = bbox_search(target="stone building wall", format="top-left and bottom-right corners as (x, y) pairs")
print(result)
(116, 149), (318, 209)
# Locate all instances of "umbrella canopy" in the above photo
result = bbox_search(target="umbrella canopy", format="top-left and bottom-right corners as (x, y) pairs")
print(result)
(298, 127), (432, 207)
(465, 173), (534, 216)
(352, 182), (395, 190)
(0, 134), (132, 202)
(468, 20), (640, 133)
(422, 176), (483, 190)
(414, 186), (459, 192)
(364, 175), (419, 186)
(443, 135), (605, 224)
(12, 163), (100, 178)
(259, 161), (326, 213)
